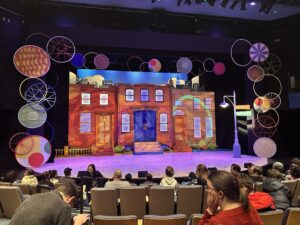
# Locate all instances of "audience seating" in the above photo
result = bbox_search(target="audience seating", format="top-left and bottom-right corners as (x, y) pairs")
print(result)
(0, 186), (23, 219)
(0, 182), (11, 186)
(258, 209), (284, 225)
(148, 186), (174, 215)
(189, 213), (204, 225)
(282, 180), (298, 196)
(176, 185), (203, 219)
(12, 183), (31, 195)
(281, 208), (300, 225)
(291, 180), (300, 207)
(201, 188), (208, 213)
(143, 214), (186, 225)
(93, 215), (137, 225)
(91, 188), (118, 216)
(120, 187), (146, 219)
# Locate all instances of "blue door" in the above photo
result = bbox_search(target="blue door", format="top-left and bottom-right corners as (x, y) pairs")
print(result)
(134, 110), (156, 142)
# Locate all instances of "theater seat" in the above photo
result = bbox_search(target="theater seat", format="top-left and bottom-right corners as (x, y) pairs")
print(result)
(281, 208), (300, 225)
(189, 213), (204, 225)
(148, 186), (174, 215)
(0, 186), (23, 219)
(91, 188), (118, 216)
(93, 215), (137, 225)
(258, 209), (284, 225)
(143, 214), (186, 225)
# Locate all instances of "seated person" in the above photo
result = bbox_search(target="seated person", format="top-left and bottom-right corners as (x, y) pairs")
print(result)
(195, 164), (209, 186)
(160, 166), (178, 187)
(125, 173), (137, 186)
(140, 173), (158, 187)
(248, 165), (264, 182)
(49, 170), (59, 186)
(9, 182), (89, 225)
(21, 168), (38, 186)
(39, 171), (54, 187)
(59, 167), (76, 185)
(230, 164), (241, 177)
(104, 169), (131, 188)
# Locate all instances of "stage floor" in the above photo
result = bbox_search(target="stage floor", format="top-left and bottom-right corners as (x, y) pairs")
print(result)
(35, 151), (267, 178)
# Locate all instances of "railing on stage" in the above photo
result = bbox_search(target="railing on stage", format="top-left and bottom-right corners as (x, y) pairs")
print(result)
(55, 146), (93, 157)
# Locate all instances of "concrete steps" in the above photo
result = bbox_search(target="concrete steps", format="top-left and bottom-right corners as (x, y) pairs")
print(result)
(134, 142), (162, 153)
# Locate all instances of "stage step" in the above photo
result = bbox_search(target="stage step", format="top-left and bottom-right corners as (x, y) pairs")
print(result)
(134, 142), (162, 153)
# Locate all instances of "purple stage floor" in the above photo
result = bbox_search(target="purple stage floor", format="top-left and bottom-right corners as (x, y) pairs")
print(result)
(35, 151), (267, 178)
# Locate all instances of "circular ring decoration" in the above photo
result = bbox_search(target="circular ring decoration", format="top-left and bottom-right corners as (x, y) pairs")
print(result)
(25, 33), (50, 47)
(70, 53), (85, 68)
(249, 42), (269, 62)
(13, 45), (51, 78)
(253, 96), (271, 113)
(19, 78), (48, 102)
(264, 92), (281, 110)
(252, 115), (277, 139)
(258, 53), (281, 75)
(230, 39), (252, 67)
(83, 52), (98, 69)
(9, 132), (31, 153)
(257, 109), (280, 129)
(203, 58), (215, 73)
(126, 56), (144, 71)
(18, 103), (47, 129)
(46, 36), (76, 63)
(253, 137), (277, 158)
(247, 65), (264, 82)
(25, 83), (56, 111)
(148, 59), (162, 72)
(190, 59), (204, 77)
(28, 121), (55, 143)
(15, 135), (51, 168)
(94, 54), (110, 69)
(139, 62), (148, 72)
(176, 57), (192, 73)
(253, 73), (282, 98)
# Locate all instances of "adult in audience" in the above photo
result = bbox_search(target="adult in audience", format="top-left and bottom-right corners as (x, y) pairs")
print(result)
(248, 165), (264, 182)
(9, 182), (89, 225)
(38, 171), (54, 187)
(263, 168), (291, 210)
(285, 157), (300, 179)
(140, 173), (158, 187)
(125, 173), (137, 186)
(272, 161), (286, 180)
(59, 167), (76, 185)
(160, 166), (178, 187)
(21, 168), (38, 185)
(290, 165), (300, 180)
(195, 164), (209, 186)
(238, 173), (275, 212)
(87, 163), (103, 179)
(49, 170), (59, 185)
(1, 170), (18, 183)
(104, 169), (130, 188)
(199, 170), (263, 225)
(230, 164), (241, 177)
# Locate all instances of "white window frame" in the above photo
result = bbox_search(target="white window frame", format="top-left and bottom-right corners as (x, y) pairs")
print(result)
(206, 117), (213, 138)
(204, 98), (212, 109)
(140, 89), (149, 102)
(121, 113), (130, 133)
(99, 93), (108, 105)
(80, 112), (91, 133)
(193, 97), (200, 110)
(125, 89), (134, 102)
(81, 93), (90, 105)
(155, 89), (164, 102)
(160, 113), (168, 132)
(194, 117), (201, 138)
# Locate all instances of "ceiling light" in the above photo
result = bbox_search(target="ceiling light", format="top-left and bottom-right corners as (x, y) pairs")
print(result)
(250, 1), (256, 5)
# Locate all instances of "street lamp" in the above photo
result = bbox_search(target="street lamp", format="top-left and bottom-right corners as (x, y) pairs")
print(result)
(220, 90), (241, 158)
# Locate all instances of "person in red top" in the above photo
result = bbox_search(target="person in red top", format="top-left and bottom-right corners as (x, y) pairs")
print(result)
(198, 170), (263, 225)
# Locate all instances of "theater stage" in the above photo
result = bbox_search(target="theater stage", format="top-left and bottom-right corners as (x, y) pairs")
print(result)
(34, 151), (267, 178)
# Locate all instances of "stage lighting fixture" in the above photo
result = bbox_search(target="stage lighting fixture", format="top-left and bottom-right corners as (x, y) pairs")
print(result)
(230, 0), (239, 9)
(240, 0), (247, 10)
(220, 0), (229, 8)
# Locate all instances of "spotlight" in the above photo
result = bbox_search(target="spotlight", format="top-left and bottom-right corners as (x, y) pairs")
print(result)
(220, 0), (229, 8)
(230, 0), (239, 9)
(240, 0), (247, 10)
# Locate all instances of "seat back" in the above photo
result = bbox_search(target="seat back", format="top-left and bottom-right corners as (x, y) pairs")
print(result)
(282, 180), (298, 196)
(143, 214), (186, 225)
(291, 180), (300, 207)
(255, 182), (263, 192)
(0, 182), (11, 186)
(30, 185), (38, 194)
(120, 186), (146, 219)
(93, 215), (137, 225)
(91, 188), (118, 216)
(177, 185), (203, 219)
(281, 208), (300, 225)
(201, 189), (208, 213)
(12, 183), (31, 195)
(0, 186), (23, 219)
(189, 214), (203, 225)
(258, 209), (284, 225)
(148, 186), (174, 215)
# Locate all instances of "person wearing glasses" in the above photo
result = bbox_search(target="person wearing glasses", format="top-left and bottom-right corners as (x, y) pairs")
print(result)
(199, 170), (262, 225)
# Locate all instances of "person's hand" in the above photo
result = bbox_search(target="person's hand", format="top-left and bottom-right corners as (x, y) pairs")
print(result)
(73, 214), (89, 225)
(207, 192), (219, 215)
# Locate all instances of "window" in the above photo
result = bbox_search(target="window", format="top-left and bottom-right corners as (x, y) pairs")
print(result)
(155, 89), (164, 102)
(80, 113), (91, 133)
(194, 117), (201, 138)
(125, 89), (134, 102)
(160, 113), (168, 132)
(81, 93), (90, 105)
(206, 117), (213, 138)
(140, 89), (149, 102)
(121, 114), (130, 132)
(204, 98), (212, 109)
(193, 98), (200, 109)
(175, 100), (182, 106)
(100, 94), (108, 105)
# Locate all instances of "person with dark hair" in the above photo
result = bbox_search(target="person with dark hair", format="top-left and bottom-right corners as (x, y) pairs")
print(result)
(263, 169), (291, 210)
(248, 165), (264, 182)
(198, 170), (262, 225)
(39, 171), (54, 187)
(84, 164), (104, 202)
(59, 167), (76, 185)
(140, 173), (158, 187)
(291, 165), (300, 180)
(1, 170), (18, 183)
(195, 164), (209, 186)
(49, 170), (59, 186)
(21, 168), (38, 185)
(230, 164), (241, 177)
(160, 166), (177, 187)
(87, 164), (103, 179)
(125, 173), (137, 186)
(9, 182), (89, 225)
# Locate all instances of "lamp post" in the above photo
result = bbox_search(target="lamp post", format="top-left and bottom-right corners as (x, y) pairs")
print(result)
(220, 90), (241, 158)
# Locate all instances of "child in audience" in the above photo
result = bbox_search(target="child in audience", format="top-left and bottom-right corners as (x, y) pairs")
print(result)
(21, 168), (38, 185)
(195, 164), (209, 186)
(199, 170), (263, 225)
(160, 166), (177, 187)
